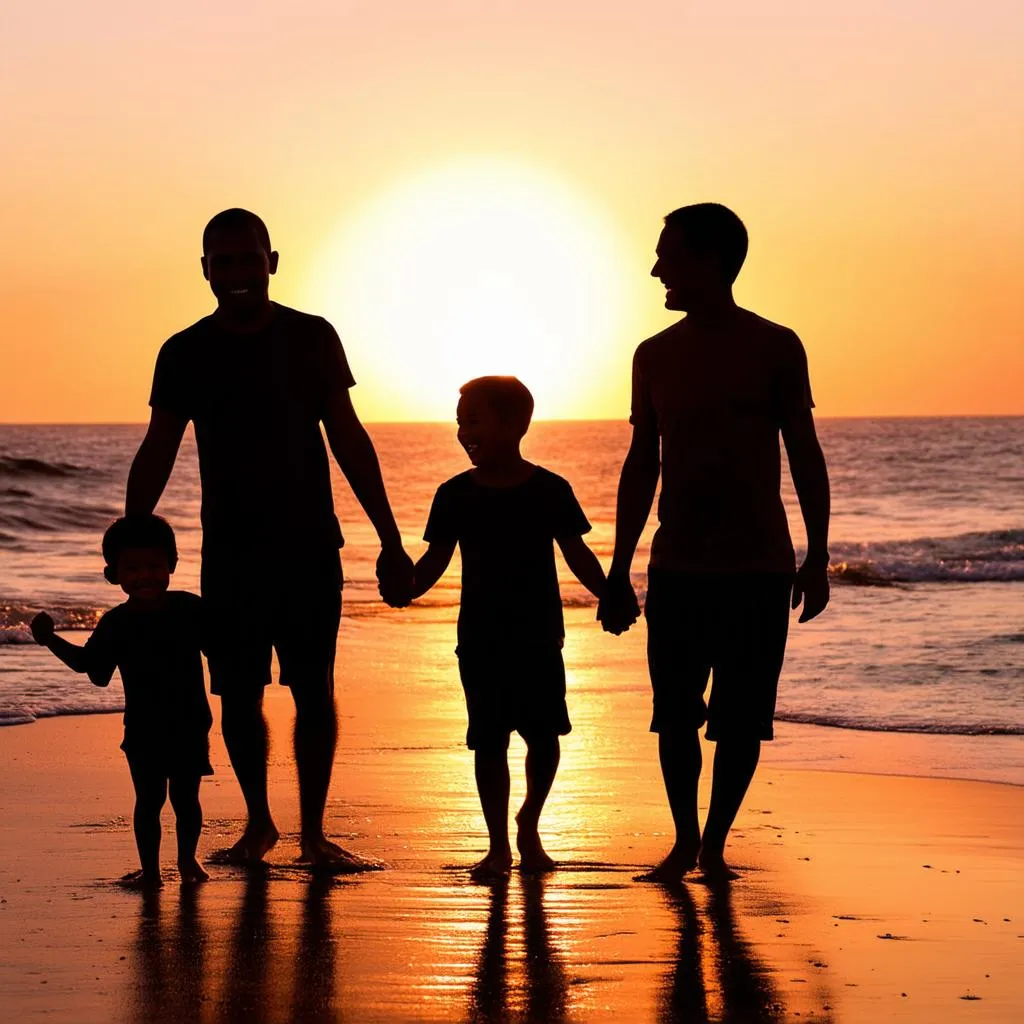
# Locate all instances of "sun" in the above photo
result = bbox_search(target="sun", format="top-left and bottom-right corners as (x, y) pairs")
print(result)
(308, 158), (637, 421)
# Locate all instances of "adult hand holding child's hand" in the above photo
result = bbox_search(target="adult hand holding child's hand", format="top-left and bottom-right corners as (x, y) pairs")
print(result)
(30, 612), (55, 645)
(598, 573), (641, 635)
(377, 545), (415, 608)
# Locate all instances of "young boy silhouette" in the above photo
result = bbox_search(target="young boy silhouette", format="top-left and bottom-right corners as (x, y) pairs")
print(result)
(31, 515), (213, 888)
(413, 377), (607, 880)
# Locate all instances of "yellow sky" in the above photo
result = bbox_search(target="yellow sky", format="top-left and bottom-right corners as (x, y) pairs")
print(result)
(3, 1), (1022, 422)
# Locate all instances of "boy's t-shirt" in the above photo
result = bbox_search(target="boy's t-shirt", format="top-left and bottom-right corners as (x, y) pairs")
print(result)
(84, 592), (212, 764)
(424, 466), (591, 649)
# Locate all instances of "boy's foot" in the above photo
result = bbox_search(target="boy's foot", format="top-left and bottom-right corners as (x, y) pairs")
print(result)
(633, 842), (700, 883)
(516, 825), (557, 874)
(209, 822), (280, 866)
(297, 834), (384, 872)
(178, 859), (210, 885)
(695, 848), (739, 884)
(469, 849), (513, 882)
(117, 869), (163, 890)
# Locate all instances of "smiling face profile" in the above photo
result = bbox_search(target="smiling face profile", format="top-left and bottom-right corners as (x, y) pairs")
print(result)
(651, 223), (723, 312)
(456, 379), (532, 470)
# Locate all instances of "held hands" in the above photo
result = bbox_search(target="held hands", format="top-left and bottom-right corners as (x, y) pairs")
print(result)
(598, 573), (641, 636)
(376, 545), (415, 608)
(30, 612), (55, 645)
(792, 555), (830, 623)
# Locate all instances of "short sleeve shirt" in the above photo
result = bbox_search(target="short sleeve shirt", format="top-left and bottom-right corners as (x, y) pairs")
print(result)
(85, 592), (213, 757)
(424, 467), (591, 648)
(150, 303), (356, 558)
(631, 310), (814, 573)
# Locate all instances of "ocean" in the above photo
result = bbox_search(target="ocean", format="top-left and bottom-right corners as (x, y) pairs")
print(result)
(1, 419), (1022, 776)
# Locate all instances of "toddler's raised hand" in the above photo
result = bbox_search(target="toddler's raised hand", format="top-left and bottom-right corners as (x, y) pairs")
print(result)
(30, 612), (55, 645)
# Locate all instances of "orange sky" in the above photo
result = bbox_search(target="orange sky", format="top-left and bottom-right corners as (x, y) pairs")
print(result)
(3, 1), (1022, 422)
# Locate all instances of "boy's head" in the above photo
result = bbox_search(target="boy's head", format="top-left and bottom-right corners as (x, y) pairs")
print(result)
(456, 376), (534, 468)
(200, 208), (278, 316)
(102, 515), (178, 600)
(652, 203), (748, 311)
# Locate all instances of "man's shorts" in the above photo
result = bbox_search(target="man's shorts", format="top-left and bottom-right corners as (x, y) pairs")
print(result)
(456, 644), (572, 750)
(202, 549), (342, 700)
(644, 569), (793, 741)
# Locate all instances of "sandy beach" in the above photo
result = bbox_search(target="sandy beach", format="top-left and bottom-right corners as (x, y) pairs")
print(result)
(2, 611), (1022, 1022)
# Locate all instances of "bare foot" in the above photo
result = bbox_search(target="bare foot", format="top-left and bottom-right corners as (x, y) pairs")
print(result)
(633, 842), (700, 884)
(469, 848), (513, 882)
(296, 835), (384, 873)
(695, 848), (739, 884)
(516, 825), (557, 874)
(117, 869), (163, 890)
(209, 822), (279, 866)
(178, 859), (210, 885)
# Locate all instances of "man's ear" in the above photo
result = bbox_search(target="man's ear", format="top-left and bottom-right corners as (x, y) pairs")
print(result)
(103, 565), (119, 585)
(268, 250), (279, 275)
(201, 255), (210, 281)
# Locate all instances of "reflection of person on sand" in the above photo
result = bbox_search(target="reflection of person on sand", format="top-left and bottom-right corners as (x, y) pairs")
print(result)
(600, 204), (831, 882)
(31, 515), (212, 888)
(412, 377), (608, 880)
(468, 875), (569, 1023)
(125, 209), (414, 870)
(660, 882), (788, 1023)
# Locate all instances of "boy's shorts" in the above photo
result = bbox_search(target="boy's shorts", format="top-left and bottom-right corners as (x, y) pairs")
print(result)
(456, 644), (572, 750)
(202, 550), (342, 700)
(123, 740), (213, 780)
(645, 569), (792, 741)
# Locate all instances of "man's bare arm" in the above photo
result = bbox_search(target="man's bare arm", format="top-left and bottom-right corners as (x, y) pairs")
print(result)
(125, 408), (188, 515)
(322, 388), (413, 606)
(609, 424), (661, 580)
(782, 408), (831, 622)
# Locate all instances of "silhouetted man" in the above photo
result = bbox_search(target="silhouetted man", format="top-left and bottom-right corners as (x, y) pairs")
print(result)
(600, 203), (830, 882)
(126, 208), (414, 868)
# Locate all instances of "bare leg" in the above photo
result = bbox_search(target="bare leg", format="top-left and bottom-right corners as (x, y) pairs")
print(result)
(635, 729), (702, 883)
(293, 687), (350, 866)
(471, 742), (513, 880)
(698, 737), (761, 881)
(125, 763), (167, 888)
(516, 735), (560, 873)
(217, 691), (279, 864)
(169, 776), (209, 884)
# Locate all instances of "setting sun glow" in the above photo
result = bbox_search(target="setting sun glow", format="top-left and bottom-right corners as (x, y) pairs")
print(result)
(309, 159), (638, 421)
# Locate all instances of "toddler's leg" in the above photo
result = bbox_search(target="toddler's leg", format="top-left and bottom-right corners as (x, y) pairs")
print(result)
(471, 740), (513, 880)
(517, 735), (560, 873)
(126, 760), (167, 887)
(169, 775), (209, 884)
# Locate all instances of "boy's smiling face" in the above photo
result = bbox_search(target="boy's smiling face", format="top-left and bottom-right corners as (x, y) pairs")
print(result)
(456, 393), (523, 470)
(115, 546), (172, 603)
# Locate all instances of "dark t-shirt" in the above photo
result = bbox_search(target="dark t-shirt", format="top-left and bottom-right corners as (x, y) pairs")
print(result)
(149, 303), (356, 558)
(85, 592), (212, 759)
(630, 309), (815, 573)
(424, 467), (591, 648)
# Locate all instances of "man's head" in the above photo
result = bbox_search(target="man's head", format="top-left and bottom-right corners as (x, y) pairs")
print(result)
(652, 203), (748, 311)
(456, 376), (534, 468)
(201, 208), (278, 318)
(102, 515), (178, 601)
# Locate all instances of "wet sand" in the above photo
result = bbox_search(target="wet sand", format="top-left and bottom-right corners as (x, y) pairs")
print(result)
(1, 612), (1022, 1022)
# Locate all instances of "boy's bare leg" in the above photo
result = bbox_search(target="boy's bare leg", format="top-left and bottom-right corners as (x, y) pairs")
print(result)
(635, 729), (702, 882)
(219, 691), (279, 863)
(516, 735), (560, 873)
(124, 763), (167, 888)
(471, 742), (513, 880)
(698, 737), (761, 881)
(169, 776), (209, 884)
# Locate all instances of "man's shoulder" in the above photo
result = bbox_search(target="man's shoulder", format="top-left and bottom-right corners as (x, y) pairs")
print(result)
(737, 309), (802, 349)
(161, 314), (217, 353)
(271, 303), (337, 337)
(634, 320), (686, 361)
